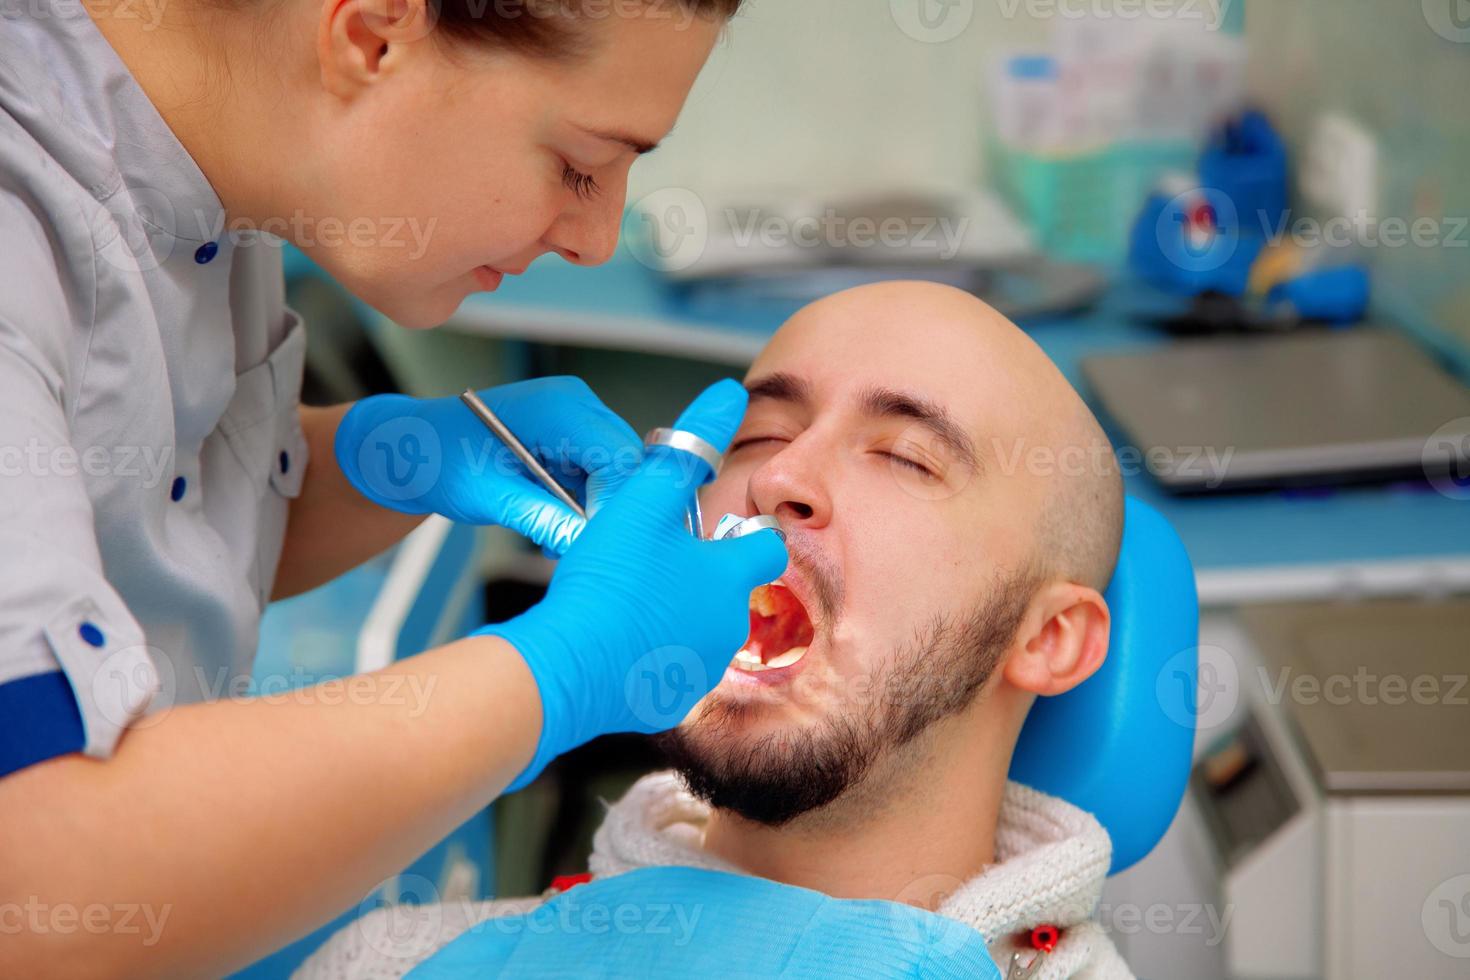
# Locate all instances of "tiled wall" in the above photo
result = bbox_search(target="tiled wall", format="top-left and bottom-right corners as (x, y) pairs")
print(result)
(1241, 1), (1469, 345)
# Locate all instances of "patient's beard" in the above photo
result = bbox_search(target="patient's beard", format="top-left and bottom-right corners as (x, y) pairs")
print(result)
(655, 567), (1038, 827)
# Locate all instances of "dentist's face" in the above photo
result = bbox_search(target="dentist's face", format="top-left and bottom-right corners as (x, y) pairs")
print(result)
(661, 283), (1053, 824)
(284, 8), (721, 327)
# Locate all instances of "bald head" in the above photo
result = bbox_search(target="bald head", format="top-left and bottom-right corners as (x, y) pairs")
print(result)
(759, 280), (1124, 593)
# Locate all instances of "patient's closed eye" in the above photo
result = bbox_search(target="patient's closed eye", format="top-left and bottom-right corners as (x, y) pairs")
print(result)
(730, 436), (788, 452)
(880, 451), (934, 477)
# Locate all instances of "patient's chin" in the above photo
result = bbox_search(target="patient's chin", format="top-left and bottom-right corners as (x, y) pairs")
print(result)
(653, 706), (880, 827)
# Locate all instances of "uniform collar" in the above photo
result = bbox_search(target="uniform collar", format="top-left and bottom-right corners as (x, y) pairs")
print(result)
(0, 0), (227, 245)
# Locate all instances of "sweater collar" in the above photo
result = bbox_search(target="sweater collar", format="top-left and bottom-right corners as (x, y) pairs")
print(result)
(588, 771), (1112, 941)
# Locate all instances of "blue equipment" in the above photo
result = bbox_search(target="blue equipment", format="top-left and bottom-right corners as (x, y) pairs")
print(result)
(1010, 497), (1200, 873)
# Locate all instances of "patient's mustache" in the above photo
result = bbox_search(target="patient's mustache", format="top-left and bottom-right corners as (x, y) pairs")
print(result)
(783, 533), (842, 627)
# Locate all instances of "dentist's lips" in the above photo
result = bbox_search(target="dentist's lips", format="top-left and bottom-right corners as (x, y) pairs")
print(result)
(473, 266), (505, 291)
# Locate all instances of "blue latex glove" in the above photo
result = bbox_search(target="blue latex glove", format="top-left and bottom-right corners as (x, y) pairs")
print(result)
(335, 377), (642, 555)
(481, 380), (788, 792)
(406, 867), (1001, 979)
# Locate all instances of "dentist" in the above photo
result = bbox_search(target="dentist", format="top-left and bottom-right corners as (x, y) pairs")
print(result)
(0, 0), (852, 975)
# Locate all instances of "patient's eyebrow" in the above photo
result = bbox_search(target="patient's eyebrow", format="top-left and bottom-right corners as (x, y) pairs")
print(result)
(858, 385), (980, 472)
(745, 372), (814, 407)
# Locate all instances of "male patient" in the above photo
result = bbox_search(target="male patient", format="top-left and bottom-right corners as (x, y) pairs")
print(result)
(301, 281), (1131, 978)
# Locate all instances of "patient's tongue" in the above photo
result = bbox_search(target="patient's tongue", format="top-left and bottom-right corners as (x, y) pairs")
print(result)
(746, 584), (815, 664)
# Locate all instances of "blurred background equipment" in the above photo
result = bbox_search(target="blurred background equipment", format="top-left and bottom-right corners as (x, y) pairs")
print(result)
(1181, 598), (1470, 980)
(1082, 328), (1470, 492)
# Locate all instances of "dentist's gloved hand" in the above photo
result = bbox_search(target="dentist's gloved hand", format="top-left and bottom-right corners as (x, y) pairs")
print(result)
(479, 380), (788, 792)
(335, 377), (641, 556)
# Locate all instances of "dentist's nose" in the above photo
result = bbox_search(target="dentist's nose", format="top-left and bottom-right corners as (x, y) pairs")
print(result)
(544, 177), (627, 267)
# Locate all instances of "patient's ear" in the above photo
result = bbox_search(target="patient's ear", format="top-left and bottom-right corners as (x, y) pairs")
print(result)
(1001, 582), (1109, 697)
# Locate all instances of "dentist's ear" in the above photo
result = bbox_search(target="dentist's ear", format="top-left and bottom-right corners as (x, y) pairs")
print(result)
(1001, 582), (1110, 697)
(318, 0), (435, 98)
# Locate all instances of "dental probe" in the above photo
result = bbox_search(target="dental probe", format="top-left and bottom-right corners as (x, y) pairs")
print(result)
(459, 389), (588, 521)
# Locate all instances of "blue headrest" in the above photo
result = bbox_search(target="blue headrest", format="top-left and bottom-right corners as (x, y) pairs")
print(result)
(1008, 497), (1199, 874)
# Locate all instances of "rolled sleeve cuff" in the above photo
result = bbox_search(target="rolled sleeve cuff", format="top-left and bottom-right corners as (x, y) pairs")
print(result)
(38, 596), (159, 762)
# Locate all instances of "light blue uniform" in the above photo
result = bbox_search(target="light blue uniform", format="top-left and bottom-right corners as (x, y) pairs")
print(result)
(0, 0), (308, 774)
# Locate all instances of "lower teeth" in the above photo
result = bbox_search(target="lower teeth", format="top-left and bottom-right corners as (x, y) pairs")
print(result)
(731, 646), (809, 672)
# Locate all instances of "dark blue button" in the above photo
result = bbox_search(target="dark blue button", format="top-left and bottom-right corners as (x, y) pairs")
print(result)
(279, 450), (290, 475)
(194, 241), (219, 264)
(79, 622), (105, 648)
(170, 475), (187, 501)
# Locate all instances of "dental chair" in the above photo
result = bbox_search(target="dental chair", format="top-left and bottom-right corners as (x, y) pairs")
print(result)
(1009, 496), (1200, 874)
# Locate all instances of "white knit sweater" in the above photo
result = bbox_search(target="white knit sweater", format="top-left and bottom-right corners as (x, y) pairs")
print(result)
(296, 774), (1133, 979)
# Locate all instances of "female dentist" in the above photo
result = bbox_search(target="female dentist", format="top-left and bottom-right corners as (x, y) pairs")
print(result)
(0, 0), (830, 976)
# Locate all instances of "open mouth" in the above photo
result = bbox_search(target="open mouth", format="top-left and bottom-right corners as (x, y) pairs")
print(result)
(731, 583), (816, 673)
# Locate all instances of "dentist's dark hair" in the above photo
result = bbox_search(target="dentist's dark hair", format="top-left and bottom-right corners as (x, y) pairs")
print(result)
(435, 0), (744, 58)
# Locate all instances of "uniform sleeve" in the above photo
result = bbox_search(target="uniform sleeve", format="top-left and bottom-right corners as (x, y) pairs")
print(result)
(0, 186), (159, 778)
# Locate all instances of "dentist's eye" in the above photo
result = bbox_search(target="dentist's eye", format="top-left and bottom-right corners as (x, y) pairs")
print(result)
(561, 163), (600, 200)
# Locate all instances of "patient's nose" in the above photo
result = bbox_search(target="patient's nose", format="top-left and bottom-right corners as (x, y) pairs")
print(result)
(747, 439), (831, 530)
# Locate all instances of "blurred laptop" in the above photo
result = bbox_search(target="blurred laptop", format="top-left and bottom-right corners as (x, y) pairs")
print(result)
(1082, 327), (1470, 492)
